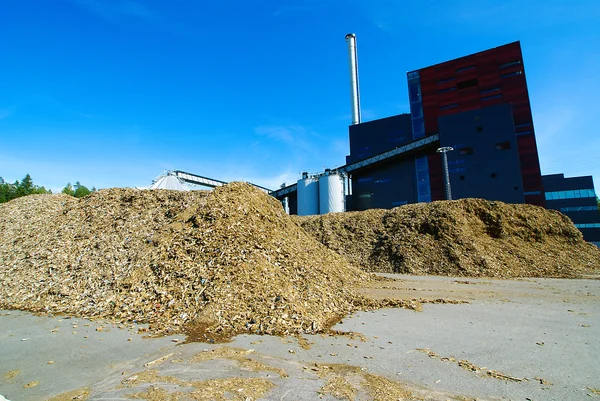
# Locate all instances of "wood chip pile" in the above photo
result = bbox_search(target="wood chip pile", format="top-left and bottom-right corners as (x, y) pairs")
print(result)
(0, 183), (366, 338)
(295, 199), (600, 278)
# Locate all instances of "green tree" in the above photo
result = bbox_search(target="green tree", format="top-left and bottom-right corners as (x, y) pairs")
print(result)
(62, 183), (75, 196)
(73, 181), (91, 198)
(597, 196), (600, 212)
(17, 173), (34, 196)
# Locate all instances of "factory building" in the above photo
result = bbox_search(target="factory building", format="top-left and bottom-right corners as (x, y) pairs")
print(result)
(270, 38), (599, 246)
(349, 41), (544, 210)
(542, 174), (600, 247)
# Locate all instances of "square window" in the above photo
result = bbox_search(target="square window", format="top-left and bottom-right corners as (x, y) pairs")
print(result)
(460, 175), (465, 181)
(476, 126), (483, 132)
(495, 141), (511, 150)
(491, 173), (497, 178)
(459, 147), (473, 155)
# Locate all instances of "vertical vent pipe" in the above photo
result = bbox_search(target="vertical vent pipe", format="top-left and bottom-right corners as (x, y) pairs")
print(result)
(345, 33), (361, 125)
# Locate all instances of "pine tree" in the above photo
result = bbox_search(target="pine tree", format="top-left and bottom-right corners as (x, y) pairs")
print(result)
(62, 183), (75, 196)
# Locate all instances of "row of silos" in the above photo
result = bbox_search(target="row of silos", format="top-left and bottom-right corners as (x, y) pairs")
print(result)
(297, 170), (345, 216)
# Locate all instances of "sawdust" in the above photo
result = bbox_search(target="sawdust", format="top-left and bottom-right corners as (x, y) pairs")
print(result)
(296, 198), (600, 278)
(122, 375), (275, 401)
(416, 348), (528, 382)
(46, 387), (90, 401)
(126, 386), (179, 401)
(3, 370), (20, 381)
(0, 184), (366, 338)
(588, 387), (600, 395)
(319, 375), (358, 400)
(296, 335), (313, 350)
(190, 347), (288, 377)
(312, 363), (468, 400)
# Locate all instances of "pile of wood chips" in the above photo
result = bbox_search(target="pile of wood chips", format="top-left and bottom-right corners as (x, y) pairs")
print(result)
(0, 183), (366, 338)
(296, 199), (600, 278)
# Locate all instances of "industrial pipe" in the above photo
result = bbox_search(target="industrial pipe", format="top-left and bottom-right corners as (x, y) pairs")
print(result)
(345, 33), (361, 125)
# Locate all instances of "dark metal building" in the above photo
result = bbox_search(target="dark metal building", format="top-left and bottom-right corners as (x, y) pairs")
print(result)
(542, 174), (600, 246)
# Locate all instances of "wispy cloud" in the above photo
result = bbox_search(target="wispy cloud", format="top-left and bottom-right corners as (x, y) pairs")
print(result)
(0, 109), (14, 120)
(254, 124), (315, 152)
(71, 0), (157, 22)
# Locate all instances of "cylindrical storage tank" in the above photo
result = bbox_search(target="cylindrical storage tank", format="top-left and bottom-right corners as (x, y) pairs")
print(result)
(297, 175), (319, 216)
(319, 171), (345, 214)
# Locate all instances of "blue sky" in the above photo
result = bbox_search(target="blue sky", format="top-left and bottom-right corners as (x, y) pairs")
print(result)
(1, 0), (599, 193)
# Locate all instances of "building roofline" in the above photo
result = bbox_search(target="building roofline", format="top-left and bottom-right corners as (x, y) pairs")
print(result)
(407, 40), (521, 74)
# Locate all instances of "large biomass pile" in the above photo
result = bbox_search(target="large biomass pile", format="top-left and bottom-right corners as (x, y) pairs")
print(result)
(0, 183), (366, 337)
(296, 199), (600, 278)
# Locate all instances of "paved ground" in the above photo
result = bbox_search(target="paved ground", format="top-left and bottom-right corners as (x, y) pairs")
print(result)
(1, 274), (599, 400)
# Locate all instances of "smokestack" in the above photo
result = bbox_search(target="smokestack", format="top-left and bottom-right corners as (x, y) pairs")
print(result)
(345, 33), (361, 125)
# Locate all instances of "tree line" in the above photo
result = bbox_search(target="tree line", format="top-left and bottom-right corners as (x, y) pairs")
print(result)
(0, 174), (95, 203)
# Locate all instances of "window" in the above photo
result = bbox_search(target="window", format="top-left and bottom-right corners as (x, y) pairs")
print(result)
(574, 223), (600, 229)
(560, 206), (598, 212)
(415, 156), (431, 202)
(491, 173), (497, 178)
(515, 130), (533, 136)
(449, 167), (466, 173)
(457, 78), (478, 90)
(482, 94), (502, 101)
(514, 186), (519, 190)
(459, 147), (473, 155)
(501, 70), (523, 78)
(480, 87), (501, 95)
(495, 141), (511, 150)
(545, 189), (596, 200)
(392, 200), (408, 207)
(476, 126), (483, 132)
(437, 77), (455, 84)
(499, 60), (521, 69)
(357, 177), (373, 183)
(514, 123), (532, 129)
(460, 175), (465, 181)
(440, 103), (459, 110)
(374, 179), (391, 184)
(456, 65), (475, 73)
(438, 87), (456, 93)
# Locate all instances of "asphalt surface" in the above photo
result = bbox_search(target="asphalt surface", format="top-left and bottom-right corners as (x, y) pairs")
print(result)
(1, 275), (599, 400)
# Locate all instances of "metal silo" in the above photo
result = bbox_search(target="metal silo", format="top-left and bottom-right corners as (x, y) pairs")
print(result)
(297, 172), (319, 216)
(319, 169), (345, 214)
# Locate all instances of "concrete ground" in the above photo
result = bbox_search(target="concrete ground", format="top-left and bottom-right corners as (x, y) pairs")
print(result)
(1, 274), (599, 401)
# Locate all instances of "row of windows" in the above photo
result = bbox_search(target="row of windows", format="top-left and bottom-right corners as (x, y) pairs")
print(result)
(501, 70), (523, 78)
(574, 223), (600, 229)
(458, 142), (511, 155)
(545, 189), (596, 200)
(438, 93), (503, 109)
(434, 59), (521, 87)
(560, 206), (599, 212)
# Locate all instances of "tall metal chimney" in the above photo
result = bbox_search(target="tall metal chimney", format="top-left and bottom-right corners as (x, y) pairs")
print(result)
(345, 33), (361, 125)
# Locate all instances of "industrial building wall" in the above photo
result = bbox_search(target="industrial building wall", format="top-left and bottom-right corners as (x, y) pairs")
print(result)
(347, 114), (413, 164)
(438, 103), (525, 204)
(542, 174), (600, 246)
(351, 158), (418, 210)
(410, 41), (545, 206)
